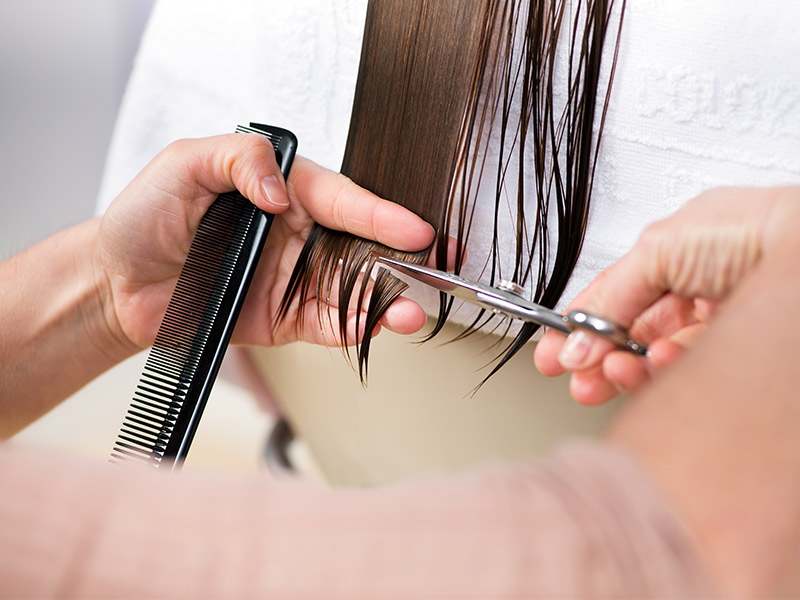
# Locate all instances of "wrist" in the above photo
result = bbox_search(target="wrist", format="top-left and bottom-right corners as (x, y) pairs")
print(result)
(83, 219), (142, 363)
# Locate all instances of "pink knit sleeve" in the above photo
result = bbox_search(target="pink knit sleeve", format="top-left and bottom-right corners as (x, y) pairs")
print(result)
(0, 441), (719, 598)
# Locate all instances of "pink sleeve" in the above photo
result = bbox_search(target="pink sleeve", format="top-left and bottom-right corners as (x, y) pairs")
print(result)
(0, 441), (719, 598)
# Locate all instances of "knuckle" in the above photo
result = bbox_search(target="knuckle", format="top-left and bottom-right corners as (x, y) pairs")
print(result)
(638, 220), (668, 251)
(243, 132), (274, 158)
(366, 200), (380, 240)
(161, 138), (192, 161)
(331, 173), (354, 227)
(641, 219), (666, 239)
(238, 134), (274, 171)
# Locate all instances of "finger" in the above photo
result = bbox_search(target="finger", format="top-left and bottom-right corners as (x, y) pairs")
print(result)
(602, 351), (650, 396)
(287, 156), (435, 252)
(533, 327), (571, 376)
(571, 247), (664, 331)
(603, 336), (686, 396)
(569, 365), (619, 405)
(544, 314), (691, 393)
(280, 261), (426, 339)
(557, 292), (693, 366)
(425, 236), (462, 271)
(539, 244), (668, 371)
(628, 293), (698, 342)
(159, 133), (291, 213)
(569, 337), (686, 404)
(562, 293), (702, 371)
(336, 269), (427, 335)
(380, 296), (428, 335)
(559, 330), (616, 371)
(534, 270), (615, 374)
(291, 301), (381, 348)
(666, 322), (707, 349)
(647, 337), (686, 369)
(694, 298), (717, 322)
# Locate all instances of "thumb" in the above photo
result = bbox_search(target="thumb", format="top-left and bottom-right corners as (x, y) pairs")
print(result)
(540, 236), (666, 372)
(155, 133), (291, 214)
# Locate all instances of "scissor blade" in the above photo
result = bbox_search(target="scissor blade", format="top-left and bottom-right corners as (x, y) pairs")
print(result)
(374, 255), (570, 334)
(374, 255), (485, 303)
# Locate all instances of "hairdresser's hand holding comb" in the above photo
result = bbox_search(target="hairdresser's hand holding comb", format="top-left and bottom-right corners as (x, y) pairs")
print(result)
(98, 134), (434, 354)
(534, 187), (800, 405)
(0, 134), (434, 436)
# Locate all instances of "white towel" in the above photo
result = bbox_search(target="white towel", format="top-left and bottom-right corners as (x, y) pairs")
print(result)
(98, 0), (800, 322)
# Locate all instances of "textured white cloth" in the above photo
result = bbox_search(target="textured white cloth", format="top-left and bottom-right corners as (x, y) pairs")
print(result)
(98, 0), (800, 318)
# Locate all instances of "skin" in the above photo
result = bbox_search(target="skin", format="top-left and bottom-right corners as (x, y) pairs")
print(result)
(0, 133), (434, 438)
(535, 187), (800, 597)
(535, 187), (781, 404)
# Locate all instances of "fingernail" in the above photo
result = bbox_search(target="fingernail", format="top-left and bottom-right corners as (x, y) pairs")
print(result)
(260, 175), (289, 209)
(559, 330), (592, 368)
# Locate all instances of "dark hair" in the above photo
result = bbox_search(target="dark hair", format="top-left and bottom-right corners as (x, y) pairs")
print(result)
(278, 0), (625, 382)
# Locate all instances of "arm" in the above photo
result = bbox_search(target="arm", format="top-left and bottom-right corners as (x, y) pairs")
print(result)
(611, 204), (800, 598)
(0, 219), (125, 437)
(0, 134), (434, 437)
(0, 441), (714, 598)
(536, 187), (800, 597)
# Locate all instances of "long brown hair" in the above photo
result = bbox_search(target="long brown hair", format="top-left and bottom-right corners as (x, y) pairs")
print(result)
(278, 0), (625, 382)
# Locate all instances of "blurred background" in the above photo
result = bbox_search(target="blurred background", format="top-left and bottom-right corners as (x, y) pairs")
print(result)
(1, 0), (279, 473)
(0, 1), (153, 253)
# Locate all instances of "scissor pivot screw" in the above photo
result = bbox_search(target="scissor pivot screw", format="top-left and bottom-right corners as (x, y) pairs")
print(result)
(497, 280), (524, 296)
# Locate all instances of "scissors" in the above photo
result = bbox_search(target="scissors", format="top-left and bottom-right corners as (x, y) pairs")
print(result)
(375, 255), (647, 355)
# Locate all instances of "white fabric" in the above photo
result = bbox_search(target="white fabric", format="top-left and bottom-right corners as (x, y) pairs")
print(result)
(98, 0), (800, 319)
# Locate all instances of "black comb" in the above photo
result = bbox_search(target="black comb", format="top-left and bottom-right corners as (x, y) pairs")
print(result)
(110, 123), (298, 471)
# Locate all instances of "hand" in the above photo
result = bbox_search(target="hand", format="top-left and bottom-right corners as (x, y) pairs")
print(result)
(533, 186), (798, 404)
(94, 133), (435, 353)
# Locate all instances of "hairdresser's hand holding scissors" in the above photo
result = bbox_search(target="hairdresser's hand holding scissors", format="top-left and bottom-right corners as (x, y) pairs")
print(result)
(534, 187), (798, 405)
(98, 134), (434, 354)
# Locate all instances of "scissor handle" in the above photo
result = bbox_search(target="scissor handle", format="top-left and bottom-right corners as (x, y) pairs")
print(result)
(564, 310), (648, 355)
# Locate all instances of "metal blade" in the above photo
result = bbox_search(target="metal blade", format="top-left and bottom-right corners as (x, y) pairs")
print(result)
(374, 255), (570, 334)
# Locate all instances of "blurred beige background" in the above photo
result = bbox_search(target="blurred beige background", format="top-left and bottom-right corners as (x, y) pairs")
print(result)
(249, 321), (621, 487)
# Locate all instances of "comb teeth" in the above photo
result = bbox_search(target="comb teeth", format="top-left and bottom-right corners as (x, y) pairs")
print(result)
(111, 123), (296, 470)
(110, 191), (258, 468)
(236, 124), (281, 147)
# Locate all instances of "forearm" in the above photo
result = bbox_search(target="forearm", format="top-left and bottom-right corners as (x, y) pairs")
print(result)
(0, 219), (133, 437)
(608, 199), (800, 597)
(0, 443), (715, 598)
